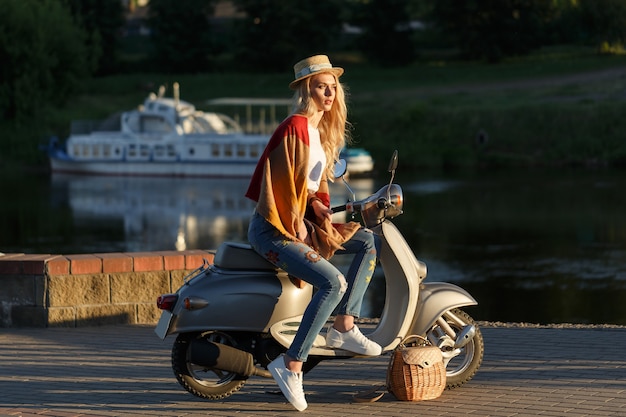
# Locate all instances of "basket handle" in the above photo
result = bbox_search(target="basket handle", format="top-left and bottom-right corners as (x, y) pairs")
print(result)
(399, 334), (431, 348)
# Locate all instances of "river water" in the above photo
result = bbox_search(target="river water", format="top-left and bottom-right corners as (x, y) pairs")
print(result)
(2, 168), (625, 325)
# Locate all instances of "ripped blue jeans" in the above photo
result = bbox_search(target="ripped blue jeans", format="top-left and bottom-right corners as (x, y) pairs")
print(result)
(248, 212), (378, 362)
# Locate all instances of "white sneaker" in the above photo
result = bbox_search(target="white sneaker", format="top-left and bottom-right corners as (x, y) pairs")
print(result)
(325, 325), (382, 356)
(267, 355), (307, 411)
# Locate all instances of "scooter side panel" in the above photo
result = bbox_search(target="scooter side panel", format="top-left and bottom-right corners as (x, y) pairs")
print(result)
(368, 221), (421, 351)
(167, 268), (312, 335)
(409, 282), (477, 335)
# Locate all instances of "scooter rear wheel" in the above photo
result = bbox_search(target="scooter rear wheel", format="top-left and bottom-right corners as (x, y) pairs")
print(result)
(171, 332), (247, 400)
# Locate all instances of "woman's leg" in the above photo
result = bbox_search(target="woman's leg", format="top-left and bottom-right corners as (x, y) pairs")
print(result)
(276, 243), (346, 362)
(334, 227), (379, 318)
(325, 228), (382, 355)
(248, 213), (347, 363)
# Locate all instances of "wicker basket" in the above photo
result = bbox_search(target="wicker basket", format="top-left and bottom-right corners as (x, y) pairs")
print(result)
(386, 335), (446, 401)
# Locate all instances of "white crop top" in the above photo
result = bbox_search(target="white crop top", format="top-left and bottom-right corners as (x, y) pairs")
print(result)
(307, 126), (326, 192)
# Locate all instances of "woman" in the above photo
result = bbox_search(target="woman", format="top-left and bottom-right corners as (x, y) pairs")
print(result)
(245, 55), (381, 411)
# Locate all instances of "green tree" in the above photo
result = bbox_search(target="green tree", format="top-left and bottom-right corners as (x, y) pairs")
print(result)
(352, 0), (415, 66)
(63, 0), (125, 75)
(0, 0), (90, 124)
(148, 0), (217, 73)
(538, 0), (586, 45)
(579, 0), (626, 52)
(232, 0), (347, 72)
(431, 0), (556, 62)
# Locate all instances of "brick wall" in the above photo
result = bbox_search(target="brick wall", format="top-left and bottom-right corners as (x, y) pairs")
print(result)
(0, 250), (215, 328)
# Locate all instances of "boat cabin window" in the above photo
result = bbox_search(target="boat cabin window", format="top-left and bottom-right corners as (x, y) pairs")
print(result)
(250, 144), (261, 158)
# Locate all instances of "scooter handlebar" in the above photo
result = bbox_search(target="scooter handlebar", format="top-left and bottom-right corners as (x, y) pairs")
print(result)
(331, 204), (347, 214)
(329, 184), (403, 227)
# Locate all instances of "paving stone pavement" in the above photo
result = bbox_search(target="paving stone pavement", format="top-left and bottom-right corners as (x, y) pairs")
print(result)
(0, 324), (625, 417)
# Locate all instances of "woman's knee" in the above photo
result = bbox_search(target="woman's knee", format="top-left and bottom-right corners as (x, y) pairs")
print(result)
(360, 228), (378, 252)
(321, 272), (348, 297)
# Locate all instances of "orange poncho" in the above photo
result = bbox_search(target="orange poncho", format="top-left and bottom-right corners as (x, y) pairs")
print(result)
(246, 115), (359, 259)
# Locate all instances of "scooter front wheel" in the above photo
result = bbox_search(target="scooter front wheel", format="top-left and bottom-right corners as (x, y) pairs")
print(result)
(171, 332), (247, 400)
(426, 308), (484, 389)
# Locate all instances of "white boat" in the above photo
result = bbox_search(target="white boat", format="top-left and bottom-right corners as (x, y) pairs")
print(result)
(45, 84), (270, 177)
(45, 85), (374, 177)
(339, 147), (375, 175)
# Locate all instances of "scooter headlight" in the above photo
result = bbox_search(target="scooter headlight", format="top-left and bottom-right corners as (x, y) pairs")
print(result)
(385, 191), (403, 218)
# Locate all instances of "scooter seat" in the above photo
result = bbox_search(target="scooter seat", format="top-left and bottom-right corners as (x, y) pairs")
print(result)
(214, 242), (277, 270)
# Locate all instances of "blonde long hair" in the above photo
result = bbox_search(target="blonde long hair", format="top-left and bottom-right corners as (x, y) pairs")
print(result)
(292, 73), (352, 179)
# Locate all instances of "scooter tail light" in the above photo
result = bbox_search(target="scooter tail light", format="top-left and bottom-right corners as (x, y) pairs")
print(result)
(156, 294), (178, 311)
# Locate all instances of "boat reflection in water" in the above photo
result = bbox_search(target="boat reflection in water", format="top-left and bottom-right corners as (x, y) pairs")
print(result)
(51, 174), (375, 253)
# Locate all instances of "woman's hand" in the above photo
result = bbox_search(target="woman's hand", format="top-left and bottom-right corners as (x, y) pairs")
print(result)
(310, 199), (332, 222)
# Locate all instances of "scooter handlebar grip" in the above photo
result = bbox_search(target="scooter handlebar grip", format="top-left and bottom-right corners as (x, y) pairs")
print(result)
(331, 204), (346, 213)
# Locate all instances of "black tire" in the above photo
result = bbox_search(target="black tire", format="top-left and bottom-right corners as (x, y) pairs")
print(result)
(426, 308), (484, 389)
(171, 332), (247, 400)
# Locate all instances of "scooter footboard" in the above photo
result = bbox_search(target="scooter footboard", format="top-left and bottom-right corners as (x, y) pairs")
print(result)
(410, 282), (477, 335)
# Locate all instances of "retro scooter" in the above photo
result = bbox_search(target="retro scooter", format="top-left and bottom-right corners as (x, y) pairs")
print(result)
(155, 151), (484, 400)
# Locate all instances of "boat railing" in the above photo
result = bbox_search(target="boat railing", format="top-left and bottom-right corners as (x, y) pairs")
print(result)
(205, 97), (292, 135)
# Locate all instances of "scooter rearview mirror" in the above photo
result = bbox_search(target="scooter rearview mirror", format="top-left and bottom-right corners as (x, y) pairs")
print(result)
(387, 150), (398, 202)
(334, 158), (356, 202)
(333, 159), (348, 179)
(387, 150), (398, 173)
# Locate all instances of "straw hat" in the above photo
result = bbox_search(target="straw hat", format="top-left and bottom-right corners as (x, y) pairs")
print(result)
(289, 55), (344, 89)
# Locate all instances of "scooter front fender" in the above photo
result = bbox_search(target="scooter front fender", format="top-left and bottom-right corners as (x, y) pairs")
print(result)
(410, 282), (477, 335)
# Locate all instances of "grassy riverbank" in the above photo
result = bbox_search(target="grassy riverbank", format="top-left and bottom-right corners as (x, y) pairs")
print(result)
(4, 46), (626, 172)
